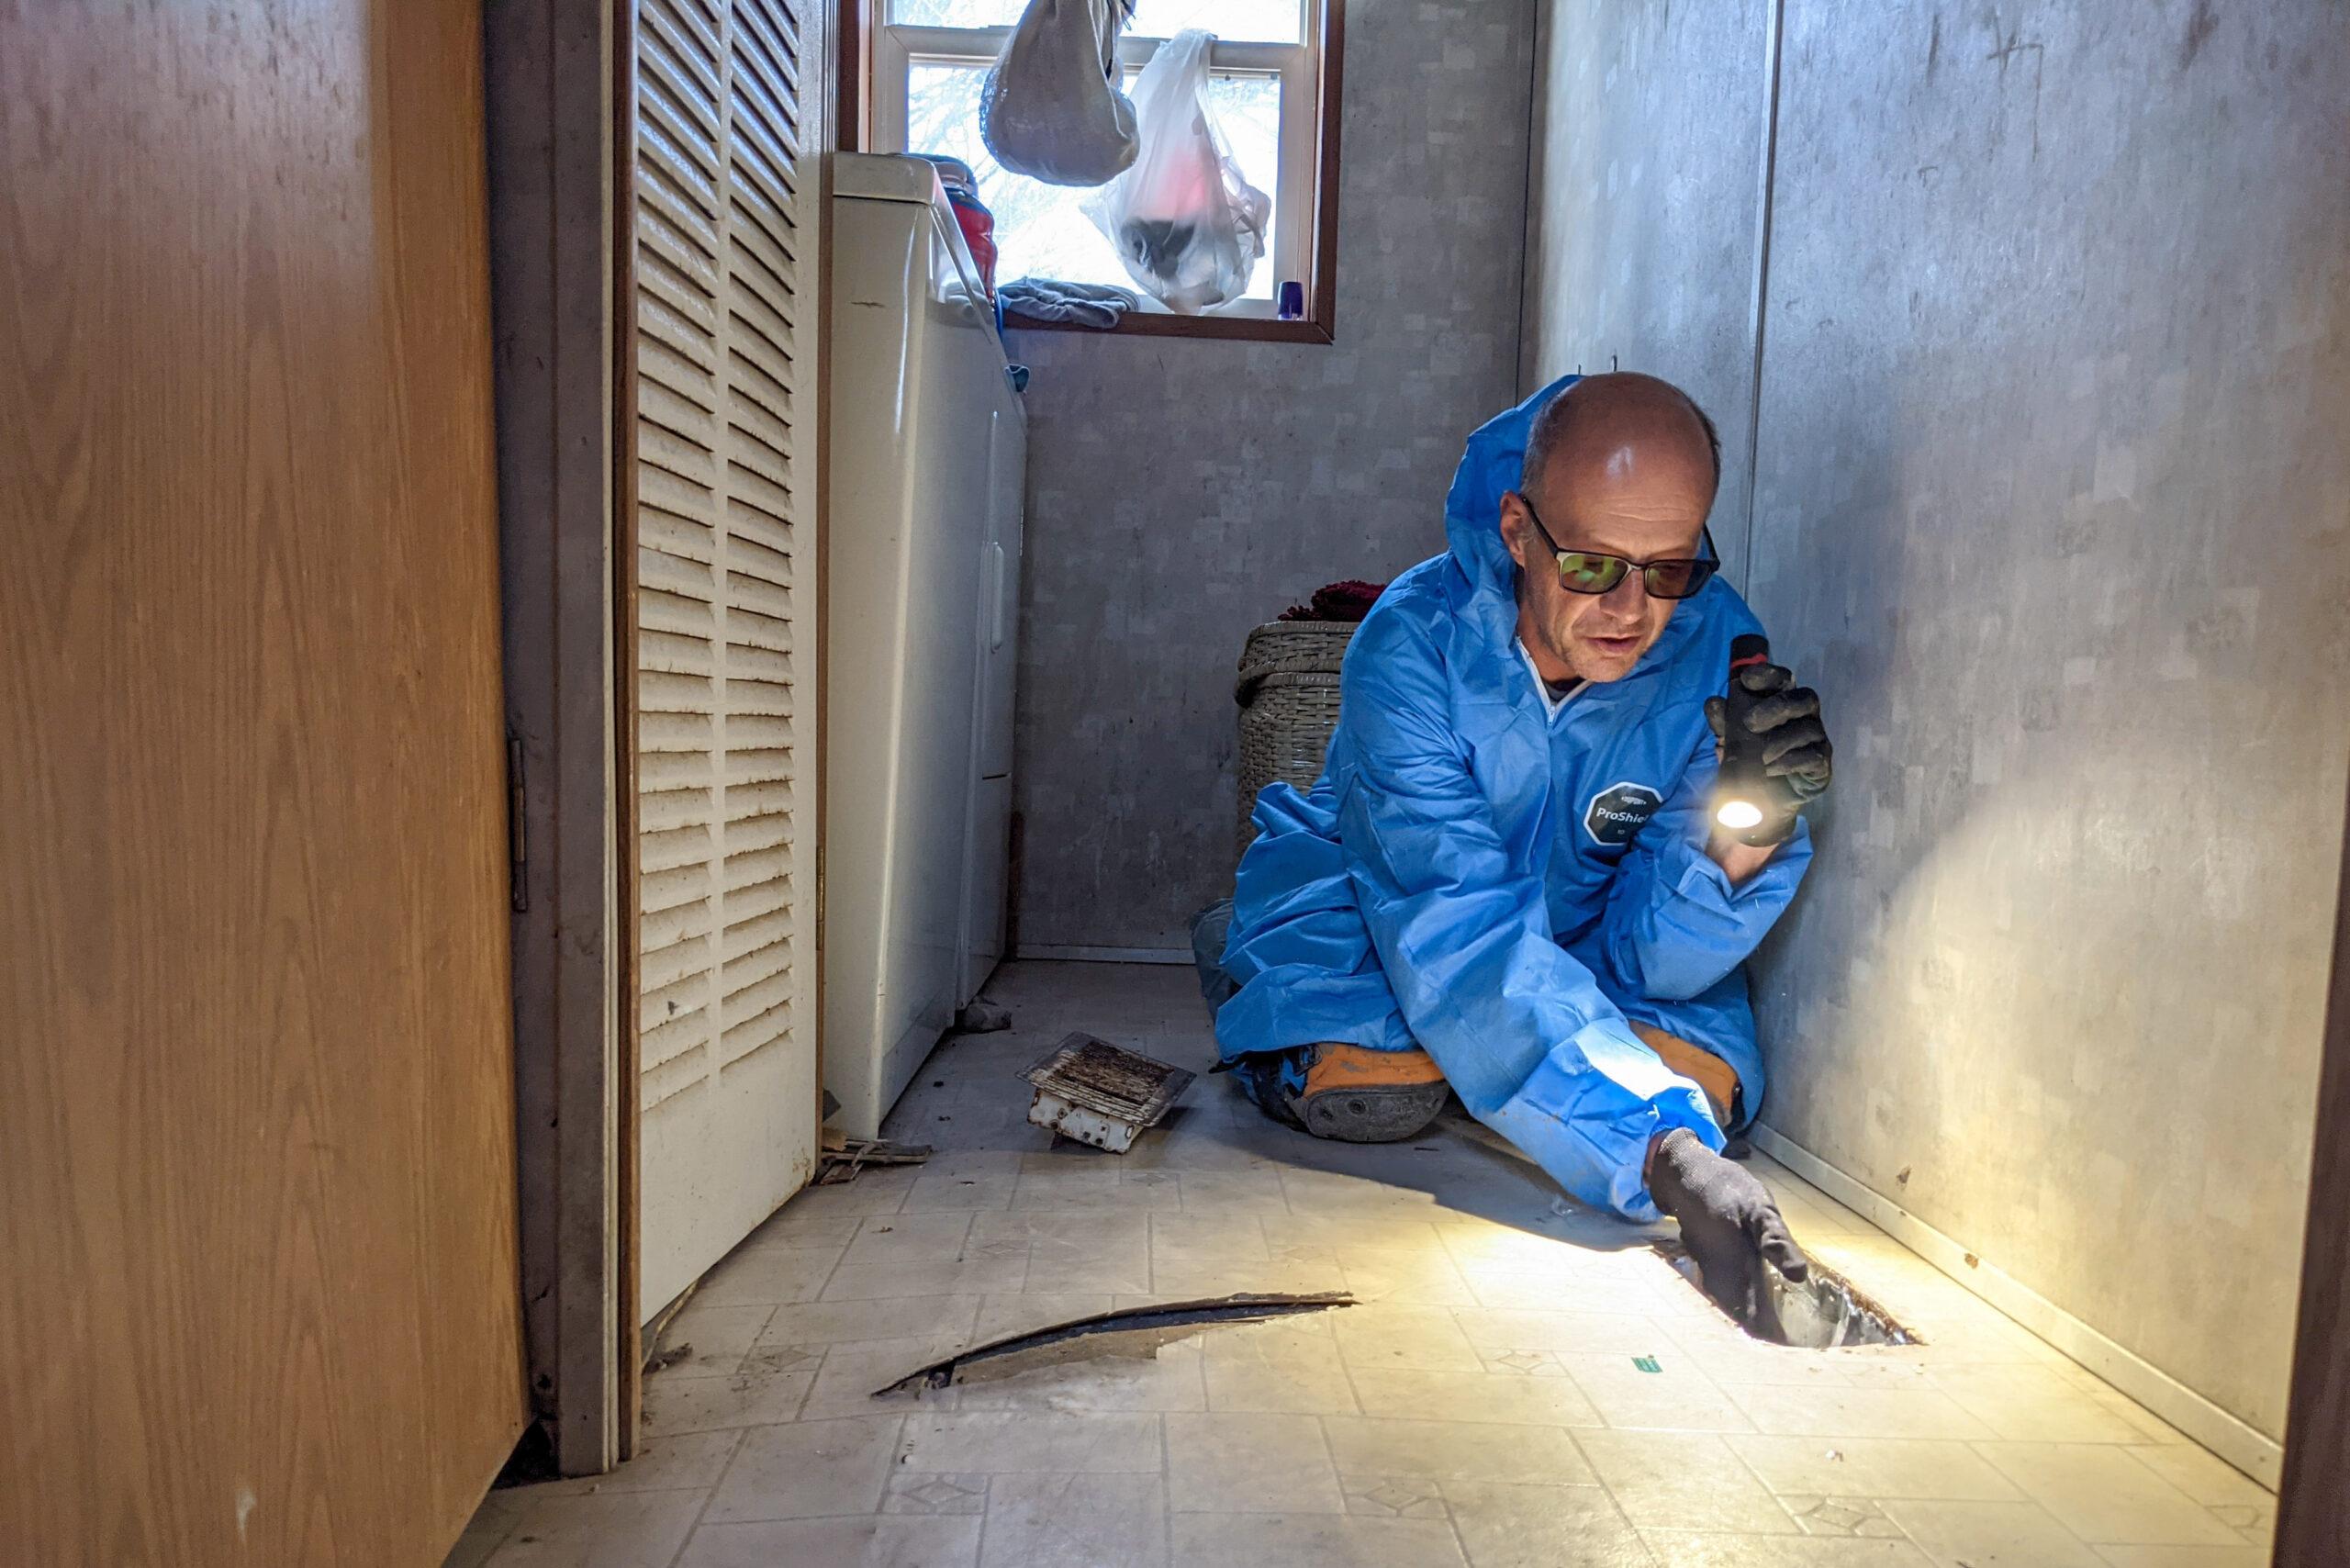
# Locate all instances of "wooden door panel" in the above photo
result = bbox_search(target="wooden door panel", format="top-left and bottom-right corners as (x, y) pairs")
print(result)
(0, 3), (526, 1562)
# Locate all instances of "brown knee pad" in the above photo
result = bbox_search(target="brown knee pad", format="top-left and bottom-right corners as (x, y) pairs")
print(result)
(1296, 1043), (1450, 1143)
(1628, 1023), (1741, 1129)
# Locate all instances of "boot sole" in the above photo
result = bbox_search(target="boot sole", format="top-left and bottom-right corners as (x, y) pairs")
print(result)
(1296, 1082), (1450, 1144)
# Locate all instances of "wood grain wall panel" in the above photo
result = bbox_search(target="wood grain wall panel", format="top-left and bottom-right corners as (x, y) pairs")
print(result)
(0, 2), (527, 1562)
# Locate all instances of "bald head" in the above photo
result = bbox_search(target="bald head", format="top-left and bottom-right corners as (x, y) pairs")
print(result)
(1521, 372), (1722, 506)
(1501, 373), (1723, 685)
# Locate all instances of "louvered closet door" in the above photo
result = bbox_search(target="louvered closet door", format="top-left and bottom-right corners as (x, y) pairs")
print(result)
(632, 0), (829, 1315)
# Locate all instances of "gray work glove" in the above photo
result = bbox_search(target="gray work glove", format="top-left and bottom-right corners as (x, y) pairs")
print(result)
(1649, 1127), (1809, 1328)
(1705, 661), (1832, 846)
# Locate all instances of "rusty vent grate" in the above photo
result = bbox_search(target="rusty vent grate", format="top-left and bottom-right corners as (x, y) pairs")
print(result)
(1021, 1034), (1197, 1153)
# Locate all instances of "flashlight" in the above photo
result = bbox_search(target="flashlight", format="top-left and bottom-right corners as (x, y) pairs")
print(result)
(1716, 798), (1765, 832)
(1713, 633), (1774, 836)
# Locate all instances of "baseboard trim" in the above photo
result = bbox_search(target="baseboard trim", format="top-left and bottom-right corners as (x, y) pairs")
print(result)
(1750, 1123), (2283, 1491)
(1013, 944), (1193, 966)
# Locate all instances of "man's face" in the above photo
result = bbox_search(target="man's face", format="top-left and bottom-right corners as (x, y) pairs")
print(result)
(1500, 445), (1715, 684)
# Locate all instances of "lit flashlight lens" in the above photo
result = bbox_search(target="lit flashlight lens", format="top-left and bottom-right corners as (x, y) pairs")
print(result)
(1716, 800), (1764, 831)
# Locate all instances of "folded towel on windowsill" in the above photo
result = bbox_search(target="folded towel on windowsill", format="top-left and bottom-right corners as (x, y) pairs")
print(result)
(1000, 277), (1141, 330)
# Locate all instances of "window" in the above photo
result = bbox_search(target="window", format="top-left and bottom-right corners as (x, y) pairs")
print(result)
(854, 0), (1342, 341)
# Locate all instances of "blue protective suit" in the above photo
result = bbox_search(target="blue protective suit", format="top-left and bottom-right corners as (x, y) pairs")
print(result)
(1215, 377), (1812, 1221)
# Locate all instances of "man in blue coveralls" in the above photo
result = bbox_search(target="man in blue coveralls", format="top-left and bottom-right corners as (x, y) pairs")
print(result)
(1214, 373), (1834, 1316)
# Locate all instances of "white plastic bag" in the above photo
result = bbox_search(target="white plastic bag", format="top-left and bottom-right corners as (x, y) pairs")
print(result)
(979, 0), (1138, 187)
(1085, 30), (1271, 314)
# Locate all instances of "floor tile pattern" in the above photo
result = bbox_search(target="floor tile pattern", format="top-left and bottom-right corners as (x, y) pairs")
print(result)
(450, 963), (2273, 1568)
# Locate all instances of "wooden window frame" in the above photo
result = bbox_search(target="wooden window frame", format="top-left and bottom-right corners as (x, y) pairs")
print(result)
(838, 0), (1344, 345)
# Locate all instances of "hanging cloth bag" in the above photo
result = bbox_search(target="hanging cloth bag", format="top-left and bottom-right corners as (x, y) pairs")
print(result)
(979, 0), (1140, 187)
(1084, 30), (1271, 314)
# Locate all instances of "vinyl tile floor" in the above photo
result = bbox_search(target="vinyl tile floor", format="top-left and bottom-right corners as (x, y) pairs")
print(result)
(451, 961), (2277, 1568)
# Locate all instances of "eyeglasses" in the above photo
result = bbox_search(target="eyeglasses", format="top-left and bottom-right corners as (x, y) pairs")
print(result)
(1515, 493), (1721, 600)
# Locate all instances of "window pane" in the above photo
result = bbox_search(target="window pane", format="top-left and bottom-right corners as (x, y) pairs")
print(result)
(906, 62), (1125, 293)
(889, 0), (1305, 41)
(1199, 72), (1281, 300)
(1127, 0), (1303, 43)
(890, 0), (1023, 26)
(903, 61), (1282, 304)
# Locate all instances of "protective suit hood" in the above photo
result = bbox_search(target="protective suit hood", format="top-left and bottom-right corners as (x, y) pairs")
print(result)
(1444, 375), (1562, 602)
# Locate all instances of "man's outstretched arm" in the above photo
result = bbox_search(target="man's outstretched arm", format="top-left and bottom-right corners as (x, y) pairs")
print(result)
(1333, 614), (1719, 1221)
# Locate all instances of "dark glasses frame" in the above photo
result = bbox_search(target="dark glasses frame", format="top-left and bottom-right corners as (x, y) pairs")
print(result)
(1514, 492), (1722, 600)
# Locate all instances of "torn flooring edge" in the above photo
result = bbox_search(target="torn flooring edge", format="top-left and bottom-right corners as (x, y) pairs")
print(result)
(817, 1136), (933, 1185)
(871, 1292), (1357, 1396)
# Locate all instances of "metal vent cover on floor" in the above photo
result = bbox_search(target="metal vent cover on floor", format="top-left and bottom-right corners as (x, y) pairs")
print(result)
(1022, 1034), (1196, 1152)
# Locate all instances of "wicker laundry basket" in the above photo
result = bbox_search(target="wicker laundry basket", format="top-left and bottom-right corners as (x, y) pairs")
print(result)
(1234, 621), (1358, 858)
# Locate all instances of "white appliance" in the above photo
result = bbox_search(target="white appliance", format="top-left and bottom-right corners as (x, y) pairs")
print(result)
(824, 154), (1027, 1138)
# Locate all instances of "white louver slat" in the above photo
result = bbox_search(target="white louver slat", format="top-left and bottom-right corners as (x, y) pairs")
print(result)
(632, 0), (826, 1316)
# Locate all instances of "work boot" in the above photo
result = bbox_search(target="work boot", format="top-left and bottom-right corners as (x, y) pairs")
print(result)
(1292, 1043), (1450, 1143)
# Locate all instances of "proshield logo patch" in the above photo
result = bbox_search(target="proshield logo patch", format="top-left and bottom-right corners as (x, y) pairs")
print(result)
(1584, 781), (1664, 846)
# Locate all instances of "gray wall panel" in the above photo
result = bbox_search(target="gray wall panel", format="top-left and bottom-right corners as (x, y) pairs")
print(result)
(1525, 0), (2347, 1446)
(1519, 0), (1772, 584)
(1745, 0), (2347, 1447)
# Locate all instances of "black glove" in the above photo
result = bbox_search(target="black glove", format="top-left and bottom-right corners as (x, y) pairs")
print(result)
(1705, 660), (1832, 846)
(1649, 1128), (1809, 1328)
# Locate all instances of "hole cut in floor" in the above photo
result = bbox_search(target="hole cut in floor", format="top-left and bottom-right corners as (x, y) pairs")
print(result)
(1658, 1241), (1919, 1349)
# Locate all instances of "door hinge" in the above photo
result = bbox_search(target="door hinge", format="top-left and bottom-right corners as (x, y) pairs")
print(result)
(507, 730), (528, 913)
